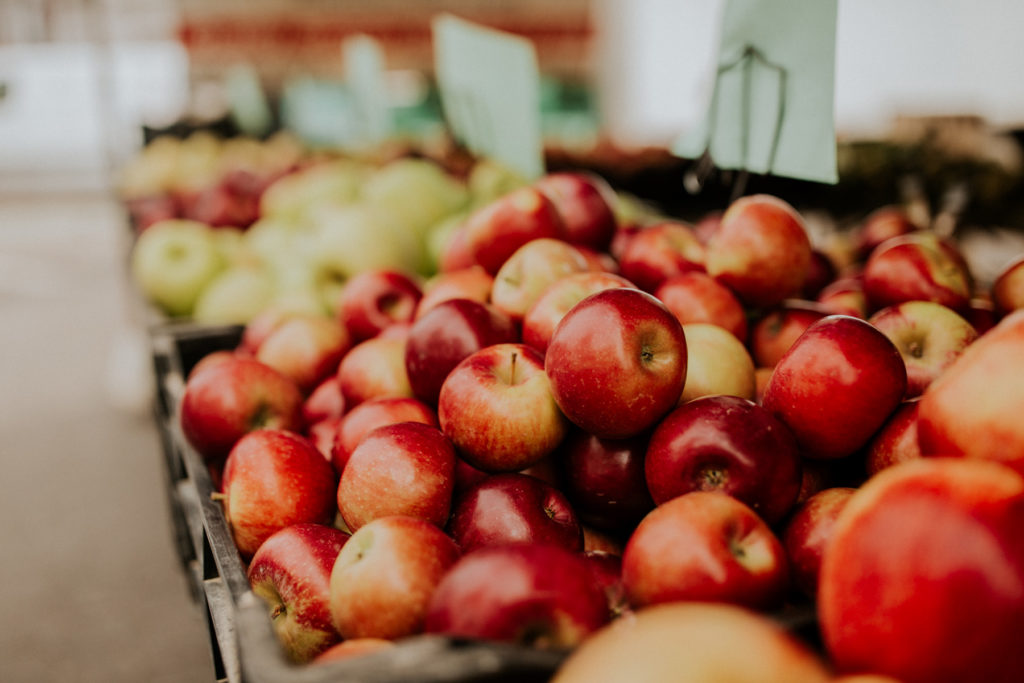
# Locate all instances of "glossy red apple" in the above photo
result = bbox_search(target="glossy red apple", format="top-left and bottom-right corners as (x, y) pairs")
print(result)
(306, 416), (342, 462)
(622, 491), (790, 610)
(868, 300), (978, 397)
(819, 458), (1024, 683)
(424, 543), (609, 648)
(329, 515), (461, 640)
(558, 427), (653, 533)
(180, 356), (305, 463)
(490, 238), (591, 321)
(617, 221), (706, 293)
(438, 343), (568, 472)
(749, 301), (829, 368)
(448, 473), (582, 553)
(816, 276), (868, 318)
(336, 269), (422, 343)
(220, 429), (337, 558)
(546, 288), (687, 439)
(255, 313), (350, 395)
(762, 315), (907, 459)
(247, 523), (349, 662)
(653, 270), (748, 342)
(404, 298), (518, 406)
(414, 265), (493, 319)
(552, 603), (832, 683)
(330, 396), (438, 475)
(521, 271), (635, 354)
(706, 194), (812, 309)
(862, 232), (973, 313)
(856, 205), (918, 257)
(992, 253), (1024, 315)
(301, 376), (344, 426)
(917, 309), (1024, 474)
(533, 171), (618, 251)
(645, 395), (802, 525)
(865, 399), (921, 476)
(336, 336), (413, 408)
(781, 487), (855, 598)
(337, 422), (456, 532)
(461, 186), (567, 275)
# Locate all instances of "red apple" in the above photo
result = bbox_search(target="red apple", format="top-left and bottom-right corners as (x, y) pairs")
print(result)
(609, 221), (642, 262)
(301, 376), (344, 426)
(816, 276), (868, 318)
(255, 313), (350, 395)
(645, 395), (802, 525)
(552, 603), (832, 683)
(865, 399), (921, 476)
(424, 543), (609, 648)
(461, 186), (567, 275)
(404, 298), (518, 406)
(336, 269), (422, 343)
(414, 265), (493, 319)
(819, 458), (1024, 683)
(992, 253), (1024, 315)
(749, 301), (829, 368)
(438, 343), (568, 472)
(617, 221), (706, 293)
(239, 307), (299, 357)
(762, 315), (907, 459)
(965, 295), (998, 335)
(558, 427), (653, 533)
(336, 336), (413, 408)
(917, 308), (1024, 474)
(329, 515), (460, 640)
(313, 638), (394, 663)
(490, 238), (591, 321)
(706, 194), (812, 309)
(220, 429), (337, 558)
(801, 249), (838, 299)
(337, 422), (456, 532)
(448, 473), (582, 553)
(437, 222), (475, 273)
(622, 491), (790, 610)
(678, 323), (756, 403)
(247, 523), (349, 662)
(862, 232), (973, 313)
(522, 271), (635, 354)
(186, 349), (237, 381)
(693, 210), (723, 244)
(306, 416), (342, 463)
(330, 396), (438, 475)
(868, 300), (978, 397)
(546, 288), (687, 439)
(581, 550), (628, 618)
(856, 205), (918, 257)
(533, 171), (618, 251)
(780, 487), (855, 598)
(653, 271), (748, 342)
(180, 356), (305, 463)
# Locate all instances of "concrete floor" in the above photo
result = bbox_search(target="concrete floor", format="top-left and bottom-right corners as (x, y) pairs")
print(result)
(0, 190), (215, 682)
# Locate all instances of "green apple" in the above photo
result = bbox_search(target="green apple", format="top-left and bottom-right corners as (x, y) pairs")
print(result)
(259, 158), (369, 222)
(466, 159), (529, 208)
(311, 200), (423, 280)
(360, 158), (469, 238)
(131, 219), (225, 317)
(192, 265), (275, 324)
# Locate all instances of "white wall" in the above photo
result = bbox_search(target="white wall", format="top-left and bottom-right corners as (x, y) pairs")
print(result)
(594, 0), (1024, 147)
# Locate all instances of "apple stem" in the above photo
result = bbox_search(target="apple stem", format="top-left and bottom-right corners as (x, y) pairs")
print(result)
(270, 603), (286, 620)
(510, 350), (519, 384)
(210, 492), (227, 502)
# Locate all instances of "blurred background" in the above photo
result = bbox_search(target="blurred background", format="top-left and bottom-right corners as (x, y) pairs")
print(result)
(2, 1), (1024, 681)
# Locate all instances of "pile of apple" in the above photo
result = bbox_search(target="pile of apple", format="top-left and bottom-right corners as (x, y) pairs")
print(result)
(176, 170), (1024, 683)
(128, 143), (538, 324)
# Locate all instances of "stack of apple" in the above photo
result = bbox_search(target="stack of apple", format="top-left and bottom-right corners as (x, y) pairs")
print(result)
(176, 171), (1024, 682)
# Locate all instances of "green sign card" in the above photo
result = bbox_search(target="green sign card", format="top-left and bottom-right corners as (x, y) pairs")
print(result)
(674, 0), (839, 184)
(433, 14), (545, 180)
(343, 34), (393, 147)
(224, 63), (274, 137)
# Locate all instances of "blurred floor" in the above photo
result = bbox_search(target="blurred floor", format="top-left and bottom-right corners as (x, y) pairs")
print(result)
(0, 189), (215, 682)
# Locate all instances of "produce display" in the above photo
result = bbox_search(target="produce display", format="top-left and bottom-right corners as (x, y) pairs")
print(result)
(157, 153), (1024, 683)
